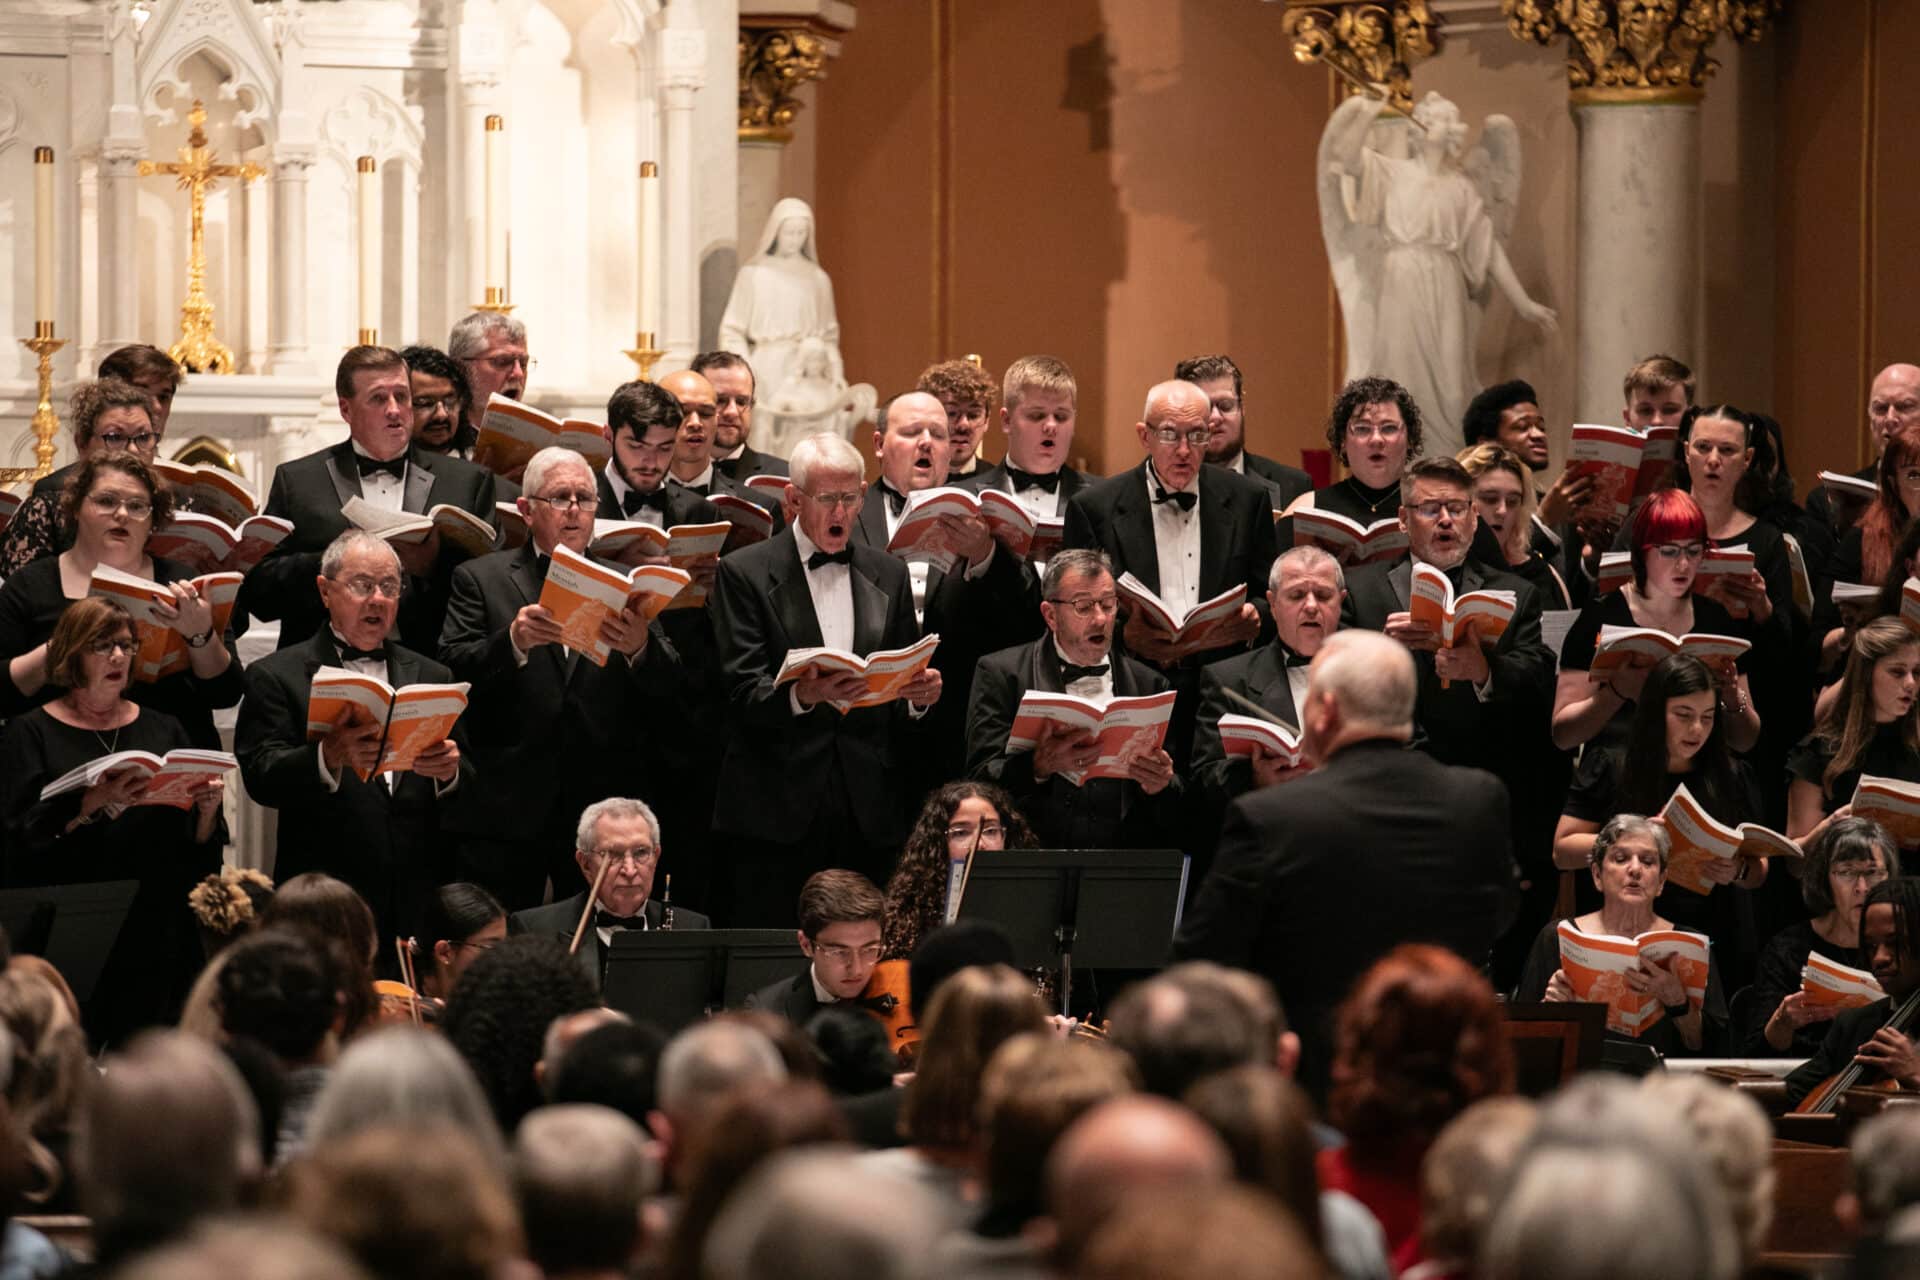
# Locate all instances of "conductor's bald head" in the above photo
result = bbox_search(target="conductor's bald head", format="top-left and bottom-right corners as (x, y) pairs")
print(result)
(1301, 630), (1416, 763)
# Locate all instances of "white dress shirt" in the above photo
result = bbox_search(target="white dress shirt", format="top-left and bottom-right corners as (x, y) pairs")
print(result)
(1004, 467), (1066, 520)
(1286, 663), (1312, 723)
(668, 464), (716, 494)
(604, 467), (667, 529)
(1054, 639), (1114, 705)
(350, 442), (408, 512)
(810, 964), (840, 1006)
(790, 525), (856, 716)
(1147, 464), (1202, 615)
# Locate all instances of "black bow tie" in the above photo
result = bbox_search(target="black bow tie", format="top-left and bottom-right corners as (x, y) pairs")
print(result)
(1061, 661), (1110, 683)
(1152, 486), (1197, 512)
(623, 487), (670, 517)
(1278, 646), (1313, 669)
(356, 453), (407, 480)
(807, 548), (853, 571)
(1006, 466), (1060, 494)
(593, 909), (646, 933)
(339, 643), (388, 664)
(878, 484), (908, 518)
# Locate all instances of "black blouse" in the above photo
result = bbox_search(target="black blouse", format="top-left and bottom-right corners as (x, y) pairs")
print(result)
(1742, 920), (1860, 1057)
(1311, 477), (1402, 526)
(1787, 721), (1920, 814)
(1557, 591), (1754, 752)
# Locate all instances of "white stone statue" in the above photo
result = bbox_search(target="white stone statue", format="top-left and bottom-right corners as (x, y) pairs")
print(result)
(756, 336), (878, 457)
(1318, 90), (1557, 458)
(720, 197), (863, 452)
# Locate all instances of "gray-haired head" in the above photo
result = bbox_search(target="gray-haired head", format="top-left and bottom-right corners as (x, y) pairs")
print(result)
(1268, 544), (1344, 593)
(1042, 548), (1113, 600)
(788, 433), (865, 493)
(448, 312), (527, 361)
(514, 1103), (656, 1276)
(1848, 1109), (1920, 1229)
(1307, 630), (1415, 734)
(1590, 813), (1671, 872)
(320, 529), (402, 581)
(657, 1022), (787, 1127)
(704, 1148), (943, 1280)
(304, 1026), (506, 1169)
(522, 446), (595, 501)
(575, 798), (661, 854)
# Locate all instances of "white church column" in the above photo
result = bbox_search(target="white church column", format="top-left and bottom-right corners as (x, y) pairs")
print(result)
(268, 142), (314, 374)
(97, 134), (143, 352)
(659, 0), (706, 368)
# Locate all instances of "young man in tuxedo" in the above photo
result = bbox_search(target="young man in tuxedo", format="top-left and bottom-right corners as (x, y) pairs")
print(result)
(244, 345), (497, 653)
(438, 447), (681, 911)
(235, 530), (469, 945)
(1174, 353), (1312, 511)
(745, 869), (885, 1024)
(968, 548), (1180, 850)
(507, 797), (710, 988)
(655, 368), (786, 532)
(960, 354), (1092, 522)
(690, 350), (788, 481)
(708, 432), (942, 926)
(918, 358), (996, 481)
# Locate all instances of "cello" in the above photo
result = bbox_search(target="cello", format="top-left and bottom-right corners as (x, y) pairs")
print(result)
(860, 822), (992, 1062)
(1792, 987), (1920, 1115)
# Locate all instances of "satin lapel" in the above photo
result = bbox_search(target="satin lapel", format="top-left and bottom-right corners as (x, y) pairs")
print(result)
(1247, 647), (1299, 725)
(854, 488), (891, 550)
(325, 443), (361, 507)
(1388, 559), (1413, 612)
(850, 555), (890, 653)
(771, 547), (826, 651)
(1197, 469), (1232, 598)
(402, 450), (436, 515)
(1116, 466), (1161, 593)
(1030, 640), (1066, 694)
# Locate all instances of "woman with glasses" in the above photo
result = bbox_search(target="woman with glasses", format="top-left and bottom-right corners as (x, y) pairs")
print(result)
(0, 597), (225, 1044)
(1787, 619), (1920, 841)
(1282, 376), (1422, 529)
(880, 781), (1034, 962)
(409, 882), (507, 1004)
(1552, 489), (1759, 755)
(0, 378), (169, 577)
(1745, 816), (1898, 1056)
(0, 455), (240, 748)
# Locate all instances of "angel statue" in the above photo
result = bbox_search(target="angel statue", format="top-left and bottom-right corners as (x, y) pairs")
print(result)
(1318, 89), (1557, 458)
(720, 197), (847, 441)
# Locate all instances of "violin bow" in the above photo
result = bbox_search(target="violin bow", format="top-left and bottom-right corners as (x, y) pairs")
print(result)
(570, 853), (614, 956)
(394, 938), (421, 1026)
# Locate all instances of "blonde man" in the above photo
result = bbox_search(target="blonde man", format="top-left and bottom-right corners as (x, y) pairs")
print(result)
(960, 354), (1093, 521)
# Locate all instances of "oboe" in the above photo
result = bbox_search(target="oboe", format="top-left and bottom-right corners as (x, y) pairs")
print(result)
(660, 873), (675, 931)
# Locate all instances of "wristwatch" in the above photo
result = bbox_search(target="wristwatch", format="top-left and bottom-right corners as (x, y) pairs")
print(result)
(186, 627), (214, 649)
(1663, 999), (1691, 1019)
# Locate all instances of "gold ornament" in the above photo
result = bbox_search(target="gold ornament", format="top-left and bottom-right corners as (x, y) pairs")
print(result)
(738, 26), (830, 144)
(0, 324), (65, 485)
(1281, 2), (1440, 116)
(139, 101), (264, 374)
(1502, 0), (1784, 102)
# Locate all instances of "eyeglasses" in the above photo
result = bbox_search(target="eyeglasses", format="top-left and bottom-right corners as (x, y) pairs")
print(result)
(1148, 426), (1210, 449)
(1651, 542), (1707, 562)
(528, 493), (596, 513)
(1408, 500), (1470, 521)
(590, 846), (658, 866)
(481, 354), (535, 374)
(411, 395), (462, 415)
(812, 941), (884, 965)
(1047, 593), (1119, 618)
(1832, 865), (1889, 886)
(96, 432), (159, 451)
(87, 636), (135, 656)
(806, 491), (865, 511)
(1347, 421), (1405, 441)
(85, 493), (153, 518)
(947, 822), (1006, 843)
(335, 575), (405, 600)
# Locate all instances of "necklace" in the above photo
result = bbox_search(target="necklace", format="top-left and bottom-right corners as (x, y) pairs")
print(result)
(93, 726), (121, 756)
(1343, 476), (1399, 517)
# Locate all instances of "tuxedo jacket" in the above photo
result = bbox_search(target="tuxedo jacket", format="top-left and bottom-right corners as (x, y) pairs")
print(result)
(245, 441), (498, 652)
(1339, 555), (1553, 772)
(957, 461), (1094, 508)
(675, 469), (788, 535)
(1062, 461), (1279, 663)
(1191, 640), (1307, 804)
(595, 468), (724, 528)
(715, 445), (790, 483)
(436, 541), (682, 842)
(967, 637), (1183, 850)
(1172, 738), (1518, 1097)
(709, 528), (924, 847)
(744, 970), (823, 1024)
(956, 461), (1095, 646)
(235, 630), (474, 940)
(508, 892), (710, 987)
(1240, 451), (1314, 512)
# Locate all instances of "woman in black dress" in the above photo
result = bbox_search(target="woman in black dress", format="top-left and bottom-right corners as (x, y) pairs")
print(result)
(0, 597), (226, 1046)
(1282, 376), (1420, 528)
(1787, 618), (1920, 842)
(0, 454), (239, 748)
(1745, 816), (1896, 1056)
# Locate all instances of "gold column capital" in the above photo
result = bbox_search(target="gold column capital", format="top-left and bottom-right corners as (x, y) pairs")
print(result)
(1502, 0), (1785, 105)
(738, 23), (836, 144)
(1280, 1), (1440, 116)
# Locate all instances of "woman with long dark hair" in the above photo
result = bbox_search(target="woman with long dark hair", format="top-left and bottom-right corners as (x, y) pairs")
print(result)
(881, 782), (1034, 962)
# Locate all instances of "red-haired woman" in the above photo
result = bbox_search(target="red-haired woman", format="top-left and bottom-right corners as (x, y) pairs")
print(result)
(1552, 489), (1760, 754)
(1318, 944), (1512, 1272)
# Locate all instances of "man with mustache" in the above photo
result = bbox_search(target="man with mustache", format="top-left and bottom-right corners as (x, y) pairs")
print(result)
(1174, 353), (1312, 512)
(689, 350), (788, 482)
(399, 345), (475, 460)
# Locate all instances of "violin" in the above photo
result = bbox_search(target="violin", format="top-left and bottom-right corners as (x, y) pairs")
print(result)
(1793, 986), (1920, 1115)
(861, 960), (920, 1062)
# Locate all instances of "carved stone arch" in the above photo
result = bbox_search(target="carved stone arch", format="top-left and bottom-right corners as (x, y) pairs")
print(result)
(608, 0), (667, 56)
(136, 0), (281, 141)
(0, 86), (18, 158)
(318, 86), (427, 177)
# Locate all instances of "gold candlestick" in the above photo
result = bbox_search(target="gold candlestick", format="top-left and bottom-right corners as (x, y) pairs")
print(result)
(357, 328), (379, 346)
(2, 324), (67, 485)
(623, 330), (665, 382)
(473, 285), (514, 315)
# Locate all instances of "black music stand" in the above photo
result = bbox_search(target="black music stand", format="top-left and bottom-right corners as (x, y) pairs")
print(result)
(600, 930), (804, 1032)
(0, 880), (140, 1005)
(955, 850), (1188, 1015)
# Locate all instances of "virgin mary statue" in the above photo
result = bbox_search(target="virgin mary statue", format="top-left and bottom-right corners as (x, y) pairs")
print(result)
(719, 197), (844, 420)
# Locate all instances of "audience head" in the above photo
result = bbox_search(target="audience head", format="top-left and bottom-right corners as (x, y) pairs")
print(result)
(443, 935), (597, 1130)
(44, 595), (137, 695)
(303, 1027), (504, 1167)
(1040, 547), (1119, 665)
(217, 928), (343, 1067)
(1302, 629), (1416, 759)
(906, 919), (1018, 1031)
(604, 378), (683, 494)
(1107, 962), (1297, 1097)
(1174, 353), (1252, 466)
(1416, 1096), (1538, 1271)
(1622, 353), (1695, 429)
(882, 781), (1031, 960)
(1135, 379), (1212, 492)
(1000, 354), (1077, 474)
(1327, 375), (1422, 486)
(517, 446), (597, 556)
(188, 867), (276, 961)
(804, 1006), (898, 1096)
(655, 1020), (787, 1145)
(0, 965), (89, 1205)
(1640, 1075), (1775, 1265)
(334, 346), (412, 462)
(901, 963), (1048, 1150)
(61, 452), (172, 567)
(68, 376), (161, 463)
(113, 1219), (371, 1280)
(1801, 816), (1898, 921)
(546, 1019), (663, 1128)
(1046, 1095), (1233, 1270)
(1677, 403), (1754, 510)
(281, 1123), (523, 1280)
(1870, 362), (1920, 455)
(917, 358), (995, 469)
(1180, 1066), (1324, 1254)
(316, 530), (404, 654)
(1327, 944), (1511, 1152)
(448, 311), (529, 410)
(1457, 442), (1537, 558)
(691, 350), (757, 452)
(657, 368), (720, 472)
(1267, 546), (1344, 658)
(1627, 487), (1707, 595)
(977, 1033), (1136, 1229)
(573, 797), (662, 919)
(873, 390), (952, 493)
(513, 1104), (655, 1278)
(539, 1008), (628, 1085)
(261, 875), (378, 1035)
(795, 869), (885, 1002)
(1399, 455), (1477, 571)
(785, 432), (867, 553)
(703, 1148), (944, 1280)
(96, 345), (183, 436)
(1862, 878), (1920, 999)
(77, 1031), (261, 1264)
(1075, 1184), (1322, 1280)
(410, 882), (506, 1001)
(1842, 1108), (1920, 1233)
(1462, 379), (1547, 468)
(397, 344), (472, 453)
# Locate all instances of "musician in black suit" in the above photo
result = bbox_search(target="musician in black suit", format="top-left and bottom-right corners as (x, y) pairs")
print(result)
(967, 549), (1181, 850)
(244, 346), (498, 654)
(236, 531), (470, 944)
(708, 433), (944, 926)
(657, 369), (786, 531)
(1784, 877), (1920, 1106)
(691, 351), (789, 482)
(506, 797), (711, 987)
(438, 447), (681, 911)
(1175, 354), (1312, 511)
(1191, 546), (1344, 807)
(1172, 629), (1519, 1097)
(1339, 456), (1554, 775)
(744, 869), (885, 1024)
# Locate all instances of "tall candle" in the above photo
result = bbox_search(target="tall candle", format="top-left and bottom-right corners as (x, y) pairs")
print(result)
(484, 114), (505, 293)
(356, 156), (379, 334)
(33, 147), (54, 325)
(638, 160), (660, 338)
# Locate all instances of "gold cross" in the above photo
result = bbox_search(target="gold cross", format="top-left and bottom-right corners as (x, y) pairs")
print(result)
(139, 100), (264, 374)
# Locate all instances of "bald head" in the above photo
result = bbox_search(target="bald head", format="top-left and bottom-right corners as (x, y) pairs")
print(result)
(1871, 364), (1920, 452)
(1137, 381), (1212, 491)
(1048, 1095), (1232, 1266)
(1301, 630), (1415, 762)
(876, 390), (952, 493)
(661, 369), (720, 477)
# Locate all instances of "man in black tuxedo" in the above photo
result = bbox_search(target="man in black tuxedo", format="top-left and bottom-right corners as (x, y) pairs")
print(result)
(744, 869), (885, 1025)
(655, 368), (786, 533)
(709, 432), (944, 926)
(400, 344), (475, 460)
(245, 345), (498, 654)
(448, 311), (528, 457)
(1191, 545), (1344, 808)
(1172, 629), (1518, 1098)
(1175, 354), (1312, 511)
(968, 549), (1181, 850)
(1809, 361), (1920, 534)
(1339, 456), (1554, 775)
(439, 446), (681, 911)
(236, 530), (470, 944)
(506, 797), (710, 988)
(690, 350), (789, 482)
